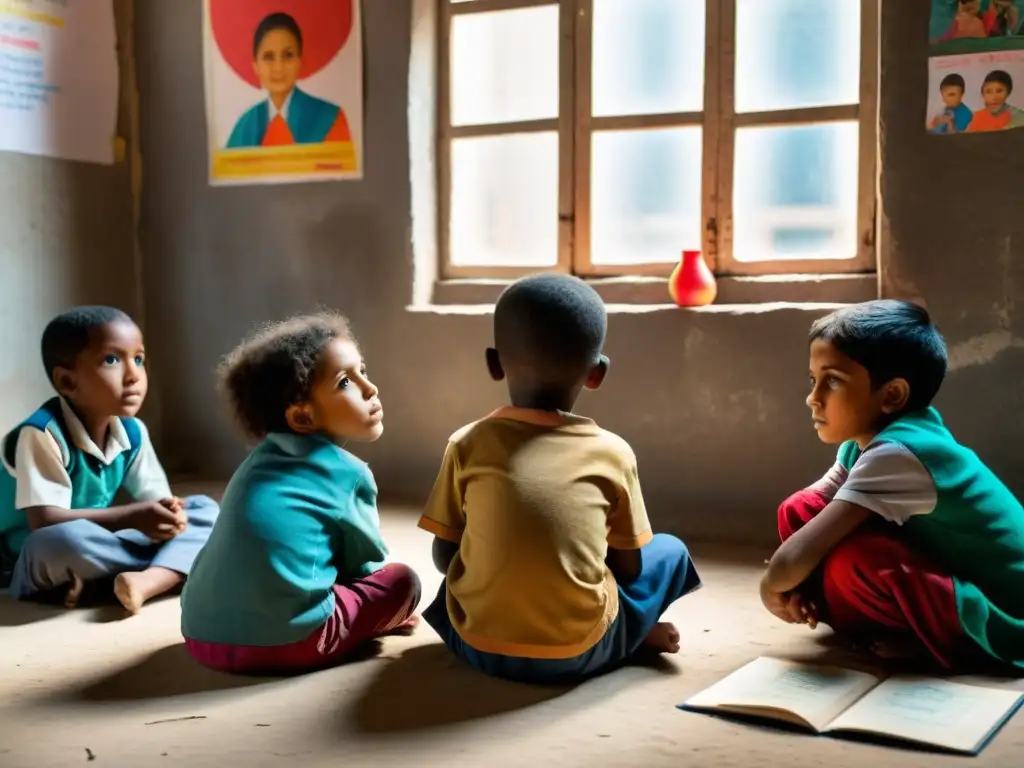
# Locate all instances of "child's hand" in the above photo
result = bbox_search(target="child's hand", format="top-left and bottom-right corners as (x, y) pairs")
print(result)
(161, 496), (184, 512)
(785, 591), (819, 629)
(127, 501), (185, 541)
(159, 497), (188, 534)
(759, 577), (797, 624)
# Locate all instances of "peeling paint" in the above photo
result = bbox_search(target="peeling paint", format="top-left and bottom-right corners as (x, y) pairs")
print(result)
(948, 331), (1024, 371)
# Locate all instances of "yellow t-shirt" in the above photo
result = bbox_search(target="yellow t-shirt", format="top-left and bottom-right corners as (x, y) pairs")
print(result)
(418, 407), (653, 660)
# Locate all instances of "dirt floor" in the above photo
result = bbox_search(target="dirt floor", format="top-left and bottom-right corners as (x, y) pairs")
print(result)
(1, 506), (1023, 767)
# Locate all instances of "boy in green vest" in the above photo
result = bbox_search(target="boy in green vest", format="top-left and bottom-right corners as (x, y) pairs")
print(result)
(760, 300), (1024, 671)
(0, 307), (218, 614)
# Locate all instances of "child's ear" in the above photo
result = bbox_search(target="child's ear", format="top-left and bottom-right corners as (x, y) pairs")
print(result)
(52, 368), (76, 398)
(285, 402), (318, 434)
(880, 378), (911, 414)
(583, 355), (610, 391)
(485, 348), (504, 382)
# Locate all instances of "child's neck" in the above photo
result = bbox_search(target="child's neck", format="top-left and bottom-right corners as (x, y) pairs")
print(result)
(856, 410), (913, 449)
(508, 387), (579, 413)
(854, 432), (879, 451)
(66, 401), (112, 449)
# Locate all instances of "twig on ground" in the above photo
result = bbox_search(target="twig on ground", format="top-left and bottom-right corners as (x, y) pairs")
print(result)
(144, 715), (207, 726)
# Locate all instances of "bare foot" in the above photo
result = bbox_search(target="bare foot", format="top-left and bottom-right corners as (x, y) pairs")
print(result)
(642, 622), (681, 654)
(114, 567), (183, 615)
(386, 614), (421, 637)
(64, 572), (85, 609)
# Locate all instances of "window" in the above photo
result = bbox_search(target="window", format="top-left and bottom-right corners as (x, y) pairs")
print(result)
(437, 0), (878, 281)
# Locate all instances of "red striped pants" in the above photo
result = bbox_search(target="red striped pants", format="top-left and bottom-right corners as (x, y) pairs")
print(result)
(778, 489), (967, 669)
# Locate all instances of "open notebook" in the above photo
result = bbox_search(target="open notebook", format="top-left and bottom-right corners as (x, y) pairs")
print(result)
(679, 657), (1024, 755)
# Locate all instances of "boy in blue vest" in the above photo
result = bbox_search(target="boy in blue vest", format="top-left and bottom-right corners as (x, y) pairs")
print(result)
(760, 300), (1024, 671)
(0, 307), (218, 614)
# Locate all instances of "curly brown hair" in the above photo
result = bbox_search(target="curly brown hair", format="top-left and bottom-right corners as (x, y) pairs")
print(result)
(219, 311), (353, 440)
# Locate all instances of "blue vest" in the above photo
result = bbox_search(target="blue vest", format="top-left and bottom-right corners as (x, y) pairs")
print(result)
(0, 398), (143, 561)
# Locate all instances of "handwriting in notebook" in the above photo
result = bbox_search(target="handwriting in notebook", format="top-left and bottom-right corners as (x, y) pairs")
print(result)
(877, 683), (973, 724)
(778, 668), (838, 692)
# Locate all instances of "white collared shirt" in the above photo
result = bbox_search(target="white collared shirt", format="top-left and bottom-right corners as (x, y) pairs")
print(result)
(5, 398), (172, 510)
(267, 91), (293, 123)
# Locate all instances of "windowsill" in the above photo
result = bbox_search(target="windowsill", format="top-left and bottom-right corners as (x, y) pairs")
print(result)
(408, 273), (877, 314)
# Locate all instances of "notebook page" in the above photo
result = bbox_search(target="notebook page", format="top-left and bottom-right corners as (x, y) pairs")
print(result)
(826, 676), (1024, 753)
(683, 657), (881, 732)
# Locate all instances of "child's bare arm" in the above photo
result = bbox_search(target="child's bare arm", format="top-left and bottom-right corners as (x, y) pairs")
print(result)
(432, 536), (459, 575)
(606, 547), (642, 585)
(762, 499), (872, 594)
(15, 424), (184, 539)
(25, 501), (185, 540)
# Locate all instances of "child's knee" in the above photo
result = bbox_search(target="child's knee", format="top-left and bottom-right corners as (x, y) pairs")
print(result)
(777, 489), (830, 540)
(644, 534), (701, 594)
(648, 533), (690, 562)
(183, 496), (220, 526)
(20, 520), (93, 565)
(381, 562), (422, 602)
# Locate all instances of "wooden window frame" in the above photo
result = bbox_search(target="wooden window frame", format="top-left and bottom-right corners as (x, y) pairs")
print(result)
(437, 0), (879, 281)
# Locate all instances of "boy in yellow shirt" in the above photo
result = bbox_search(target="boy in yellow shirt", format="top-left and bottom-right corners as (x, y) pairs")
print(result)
(418, 274), (701, 684)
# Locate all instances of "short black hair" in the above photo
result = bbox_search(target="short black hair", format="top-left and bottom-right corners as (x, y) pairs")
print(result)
(41, 306), (135, 383)
(493, 274), (607, 386)
(253, 12), (303, 57)
(809, 300), (948, 413)
(940, 73), (966, 92)
(984, 69), (1014, 93)
(219, 311), (352, 440)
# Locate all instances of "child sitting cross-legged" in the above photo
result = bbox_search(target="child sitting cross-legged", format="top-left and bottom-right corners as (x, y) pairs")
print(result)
(762, 300), (1024, 672)
(419, 274), (702, 685)
(180, 312), (421, 675)
(0, 306), (218, 614)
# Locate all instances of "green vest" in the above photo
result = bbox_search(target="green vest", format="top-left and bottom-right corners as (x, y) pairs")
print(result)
(838, 408), (1024, 668)
(0, 398), (142, 557)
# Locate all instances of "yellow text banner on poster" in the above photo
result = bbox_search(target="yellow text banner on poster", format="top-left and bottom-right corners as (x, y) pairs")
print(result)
(211, 141), (357, 182)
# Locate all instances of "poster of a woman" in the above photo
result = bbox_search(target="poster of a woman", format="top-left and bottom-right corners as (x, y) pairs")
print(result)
(204, 0), (362, 185)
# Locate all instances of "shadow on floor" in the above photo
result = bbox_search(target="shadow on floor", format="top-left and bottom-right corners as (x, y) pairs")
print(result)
(0, 592), (65, 626)
(59, 642), (267, 702)
(348, 642), (682, 734)
(348, 643), (573, 733)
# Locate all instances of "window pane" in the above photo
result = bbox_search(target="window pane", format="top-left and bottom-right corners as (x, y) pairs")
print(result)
(450, 132), (559, 267)
(733, 121), (859, 262)
(591, 127), (702, 266)
(735, 0), (860, 113)
(450, 7), (559, 126)
(592, 0), (705, 117)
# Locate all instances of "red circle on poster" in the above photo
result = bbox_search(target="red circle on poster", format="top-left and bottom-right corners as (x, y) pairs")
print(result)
(209, 0), (353, 88)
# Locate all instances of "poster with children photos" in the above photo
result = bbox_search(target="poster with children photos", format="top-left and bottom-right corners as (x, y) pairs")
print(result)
(927, 50), (1024, 133)
(930, 0), (1024, 56)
